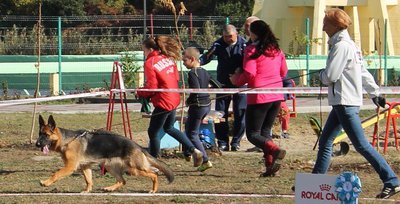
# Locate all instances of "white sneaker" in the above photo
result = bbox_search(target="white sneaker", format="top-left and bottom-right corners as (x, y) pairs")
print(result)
(192, 149), (203, 167)
(197, 161), (213, 172)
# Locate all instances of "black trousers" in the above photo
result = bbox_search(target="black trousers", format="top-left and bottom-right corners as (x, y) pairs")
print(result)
(245, 101), (281, 149)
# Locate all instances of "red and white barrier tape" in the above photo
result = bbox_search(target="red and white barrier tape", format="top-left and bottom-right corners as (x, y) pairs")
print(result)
(2, 87), (400, 107)
(0, 91), (109, 107)
(115, 86), (400, 94)
(0, 192), (396, 202)
(113, 87), (328, 94)
(0, 192), (293, 198)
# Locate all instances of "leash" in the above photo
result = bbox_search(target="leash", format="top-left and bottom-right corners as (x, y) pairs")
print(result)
(375, 80), (383, 152)
(312, 81), (323, 151)
(29, 0), (43, 144)
(375, 105), (381, 152)
(107, 70), (322, 130)
(111, 70), (322, 127)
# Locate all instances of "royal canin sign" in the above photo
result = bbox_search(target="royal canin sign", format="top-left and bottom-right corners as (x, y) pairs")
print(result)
(295, 173), (340, 204)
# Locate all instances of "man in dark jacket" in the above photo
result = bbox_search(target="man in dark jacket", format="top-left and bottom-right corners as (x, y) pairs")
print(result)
(200, 24), (246, 151)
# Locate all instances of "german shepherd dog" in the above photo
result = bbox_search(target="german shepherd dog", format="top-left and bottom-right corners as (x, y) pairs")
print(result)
(35, 115), (174, 193)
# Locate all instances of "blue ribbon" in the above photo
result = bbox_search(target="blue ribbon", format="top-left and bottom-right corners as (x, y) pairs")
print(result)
(335, 172), (362, 204)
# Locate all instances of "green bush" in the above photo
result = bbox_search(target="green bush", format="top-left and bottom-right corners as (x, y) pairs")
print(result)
(0, 20), (226, 55)
(120, 52), (141, 88)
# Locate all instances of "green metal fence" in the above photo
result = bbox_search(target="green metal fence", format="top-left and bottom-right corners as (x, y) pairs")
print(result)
(1, 54), (400, 94)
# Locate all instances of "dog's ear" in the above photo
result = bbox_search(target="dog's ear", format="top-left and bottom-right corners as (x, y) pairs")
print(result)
(48, 115), (56, 130)
(39, 115), (45, 127)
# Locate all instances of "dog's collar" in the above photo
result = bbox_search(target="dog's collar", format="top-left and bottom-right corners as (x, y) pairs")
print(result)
(72, 131), (90, 141)
(64, 131), (89, 147)
(76, 131), (88, 138)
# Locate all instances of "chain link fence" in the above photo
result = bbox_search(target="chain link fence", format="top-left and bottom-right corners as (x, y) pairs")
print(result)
(0, 15), (247, 55)
(0, 15), (246, 97)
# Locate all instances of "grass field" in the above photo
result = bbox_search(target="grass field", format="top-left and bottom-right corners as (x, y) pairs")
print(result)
(1, 111), (400, 203)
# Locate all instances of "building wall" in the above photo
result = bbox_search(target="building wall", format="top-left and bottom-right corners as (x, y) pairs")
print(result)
(253, 0), (400, 55)
(253, 0), (310, 56)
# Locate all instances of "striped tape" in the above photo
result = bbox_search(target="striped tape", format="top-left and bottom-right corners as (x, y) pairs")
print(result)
(114, 87), (328, 94)
(0, 91), (108, 107)
(0, 192), (293, 198)
(116, 86), (400, 94)
(0, 192), (396, 202)
(2, 87), (400, 107)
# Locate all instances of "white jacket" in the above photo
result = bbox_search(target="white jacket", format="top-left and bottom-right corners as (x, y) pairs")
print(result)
(320, 29), (379, 106)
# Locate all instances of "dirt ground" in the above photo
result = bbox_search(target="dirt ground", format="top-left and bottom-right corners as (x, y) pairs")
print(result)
(1, 112), (400, 203)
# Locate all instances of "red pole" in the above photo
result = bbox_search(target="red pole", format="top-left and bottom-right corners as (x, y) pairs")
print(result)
(150, 14), (154, 37)
(123, 91), (133, 140)
(189, 13), (193, 40)
(106, 62), (118, 131)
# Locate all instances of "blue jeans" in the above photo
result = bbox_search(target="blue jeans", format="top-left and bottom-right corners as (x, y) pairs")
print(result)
(185, 105), (211, 162)
(313, 105), (399, 187)
(214, 92), (246, 147)
(148, 107), (194, 158)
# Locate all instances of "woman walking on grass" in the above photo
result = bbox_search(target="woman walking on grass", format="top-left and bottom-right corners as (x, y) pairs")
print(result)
(312, 8), (399, 199)
(230, 20), (287, 177)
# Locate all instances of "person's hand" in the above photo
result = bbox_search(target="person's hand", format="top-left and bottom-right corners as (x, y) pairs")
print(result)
(229, 73), (239, 85)
(135, 87), (144, 98)
(372, 96), (386, 108)
(234, 67), (243, 74)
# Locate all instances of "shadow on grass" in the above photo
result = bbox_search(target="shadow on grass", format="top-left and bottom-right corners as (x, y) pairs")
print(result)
(0, 169), (21, 175)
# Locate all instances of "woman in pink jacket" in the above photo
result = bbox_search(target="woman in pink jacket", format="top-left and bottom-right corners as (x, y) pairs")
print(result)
(230, 20), (288, 177)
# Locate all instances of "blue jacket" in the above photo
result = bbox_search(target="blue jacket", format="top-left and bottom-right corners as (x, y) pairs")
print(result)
(186, 67), (211, 107)
(282, 76), (294, 100)
(200, 36), (246, 87)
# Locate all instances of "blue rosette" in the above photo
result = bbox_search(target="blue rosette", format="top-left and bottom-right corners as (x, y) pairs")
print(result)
(335, 172), (362, 204)
(199, 129), (213, 149)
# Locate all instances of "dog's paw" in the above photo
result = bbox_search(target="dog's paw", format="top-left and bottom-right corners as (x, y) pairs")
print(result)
(148, 190), (156, 194)
(103, 187), (114, 192)
(40, 180), (51, 187)
(81, 185), (92, 193)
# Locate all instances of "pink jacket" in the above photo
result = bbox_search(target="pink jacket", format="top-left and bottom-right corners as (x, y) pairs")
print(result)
(232, 45), (288, 105)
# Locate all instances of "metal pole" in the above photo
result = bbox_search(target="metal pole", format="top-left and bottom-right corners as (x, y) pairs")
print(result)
(143, 0), (147, 40)
(150, 14), (154, 37)
(57, 16), (62, 93)
(306, 17), (310, 86)
(190, 13), (193, 40)
(384, 18), (388, 85)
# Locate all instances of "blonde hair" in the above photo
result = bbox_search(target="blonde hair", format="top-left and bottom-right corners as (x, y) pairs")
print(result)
(184, 47), (200, 61)
(324, 8), (352, 30)
(142, 35), (182, 60)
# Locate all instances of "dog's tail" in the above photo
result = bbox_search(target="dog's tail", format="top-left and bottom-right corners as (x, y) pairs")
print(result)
(146, 153), (174, 183)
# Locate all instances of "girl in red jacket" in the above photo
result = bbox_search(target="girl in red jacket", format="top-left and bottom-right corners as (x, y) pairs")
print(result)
(136, 36), (203, 167)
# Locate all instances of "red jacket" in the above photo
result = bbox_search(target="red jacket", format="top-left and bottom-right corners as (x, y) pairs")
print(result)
(136, 51), (181, 111)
